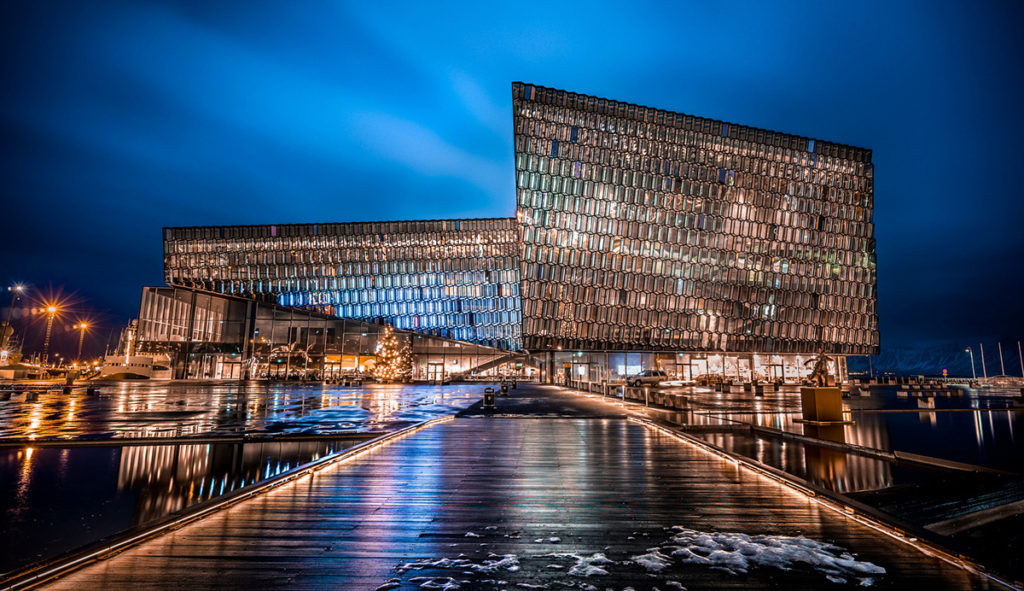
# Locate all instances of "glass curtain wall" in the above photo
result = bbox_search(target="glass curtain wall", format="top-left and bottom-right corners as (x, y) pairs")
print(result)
(136, 286), (517, 381)
(512, 82), (879, 356)
(162, 218), (523, 351)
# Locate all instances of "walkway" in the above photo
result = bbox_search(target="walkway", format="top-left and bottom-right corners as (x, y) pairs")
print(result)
(33, 387), (997, 590)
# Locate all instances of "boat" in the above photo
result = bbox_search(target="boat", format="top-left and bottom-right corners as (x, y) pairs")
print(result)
(97, 355), (157, 379)
(94, 321), (171, 380)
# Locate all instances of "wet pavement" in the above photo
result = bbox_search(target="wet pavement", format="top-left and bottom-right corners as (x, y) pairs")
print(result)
(32, 417), (994, 591)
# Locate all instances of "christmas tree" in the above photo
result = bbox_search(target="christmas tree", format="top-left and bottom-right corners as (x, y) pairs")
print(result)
(373, 324), (410, 383)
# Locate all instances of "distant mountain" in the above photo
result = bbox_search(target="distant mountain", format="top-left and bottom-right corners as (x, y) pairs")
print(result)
(846, 342), (1024, 378)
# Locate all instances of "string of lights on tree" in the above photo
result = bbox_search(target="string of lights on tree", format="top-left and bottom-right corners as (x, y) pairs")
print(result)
(372, 324), (411, 383)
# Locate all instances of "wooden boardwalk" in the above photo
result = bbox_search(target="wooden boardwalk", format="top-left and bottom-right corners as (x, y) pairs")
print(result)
(36, 417), (998, 590)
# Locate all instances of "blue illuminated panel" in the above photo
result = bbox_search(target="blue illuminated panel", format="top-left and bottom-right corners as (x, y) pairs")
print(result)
(163, 218), (522, 350)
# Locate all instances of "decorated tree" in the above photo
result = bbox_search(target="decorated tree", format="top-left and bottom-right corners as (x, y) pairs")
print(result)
(373, 325), (410, 383)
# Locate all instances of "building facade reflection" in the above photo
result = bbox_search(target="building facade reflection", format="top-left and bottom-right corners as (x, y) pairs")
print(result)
(116, 440), (353, 525)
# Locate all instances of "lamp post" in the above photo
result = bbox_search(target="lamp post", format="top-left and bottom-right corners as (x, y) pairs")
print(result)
(2, 284), (25, 351)
(41, 305), (58, 366)
(964, 347), (976, 381)
(75, 322), (89, 363)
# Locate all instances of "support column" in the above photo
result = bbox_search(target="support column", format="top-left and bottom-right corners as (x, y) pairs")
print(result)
(240, 300), (257, 381)
(180, 289), (198, 380)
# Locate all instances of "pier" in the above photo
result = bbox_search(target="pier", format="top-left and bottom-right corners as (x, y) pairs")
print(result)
(5, 384), (1011, 590)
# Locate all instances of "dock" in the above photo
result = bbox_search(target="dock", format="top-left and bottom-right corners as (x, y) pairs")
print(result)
(18, 385), (1001, 590)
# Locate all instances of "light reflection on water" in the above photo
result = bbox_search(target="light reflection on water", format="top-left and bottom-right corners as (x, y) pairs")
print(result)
(692, 407), (1022, 473)
(0, 382), (486, 440)
(0, 438), (358, 575)
(644, 385), (1023, 473)
(698, 430), (898, 494)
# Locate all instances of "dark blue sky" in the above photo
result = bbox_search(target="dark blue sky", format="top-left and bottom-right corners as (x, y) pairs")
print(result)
(2, 1), (1022, 367)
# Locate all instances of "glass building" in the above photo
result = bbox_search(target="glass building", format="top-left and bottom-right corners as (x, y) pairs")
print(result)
(162, 218), (522, 351)
(512, 82), (877, 381)
(136, 286), (517, 381)
(148, 82), (877, 384)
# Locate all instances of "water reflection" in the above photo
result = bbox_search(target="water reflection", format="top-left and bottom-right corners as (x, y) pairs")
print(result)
(0, 438), (357, 575)
(698, 430), (896, 494)
(0, 383), (484, 440)
(639, 384), (1023, 495)
(649, 388), (1023, 473)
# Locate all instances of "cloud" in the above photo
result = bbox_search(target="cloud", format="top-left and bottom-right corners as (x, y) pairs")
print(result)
(347, 110), (506, 194)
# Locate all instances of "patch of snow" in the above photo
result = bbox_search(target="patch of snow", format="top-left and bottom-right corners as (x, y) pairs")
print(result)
(465, 531), (482, 538)
(631, 548), (674, 573)
(417, 577), (464, 590)
(666, 527), (885, 585)
(541, 552), (613, 577)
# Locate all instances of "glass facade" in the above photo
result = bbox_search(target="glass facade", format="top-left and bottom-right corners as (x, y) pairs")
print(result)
(155, 81), (880, 380)
(513, 82), (878, 355)
(136, 286), (518, 381)
(163, 219), (522, 350)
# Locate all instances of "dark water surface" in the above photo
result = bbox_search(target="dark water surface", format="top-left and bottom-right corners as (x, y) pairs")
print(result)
(649, 385), (1023, 472)
(0, 382), (485, 440)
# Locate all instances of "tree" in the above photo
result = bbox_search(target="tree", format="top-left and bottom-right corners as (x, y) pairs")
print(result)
(373, 325), (410, 383)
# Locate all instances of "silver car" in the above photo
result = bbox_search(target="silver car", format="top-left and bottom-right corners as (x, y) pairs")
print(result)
(628, 369), (668, 387)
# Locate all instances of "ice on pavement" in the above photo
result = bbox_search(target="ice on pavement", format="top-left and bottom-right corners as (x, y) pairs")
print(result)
(398, 553), (520, 574)
(394, 527), (884, 587)
(662, 526), (885, 584)
(631, 547), (674, 572)
(541, 552), (613, 576)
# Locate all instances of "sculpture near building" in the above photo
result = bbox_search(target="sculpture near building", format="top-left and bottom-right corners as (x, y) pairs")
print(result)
(805, 351), (835, 387)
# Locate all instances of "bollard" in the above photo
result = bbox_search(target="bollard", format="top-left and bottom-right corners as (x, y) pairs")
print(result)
(483, 387), (496, 410)
(500, 383), (509, 396)
(511, 380), (517, 390)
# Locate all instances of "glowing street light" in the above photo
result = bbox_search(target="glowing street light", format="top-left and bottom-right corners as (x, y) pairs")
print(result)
(2, 284), (25, 351)
(964, 347), (976, 381)
(41, 304), (59, 366)
(75, 322), (90, 363)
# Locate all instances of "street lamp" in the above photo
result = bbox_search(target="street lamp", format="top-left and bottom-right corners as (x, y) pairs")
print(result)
(964, 347), (976, 381)
(75, 322), (89, 363)
(41, 304), (59, 366)
(2, 284), (25, 351)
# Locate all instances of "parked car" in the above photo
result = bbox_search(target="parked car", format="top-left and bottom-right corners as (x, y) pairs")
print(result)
(628, 369), (668, 387)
